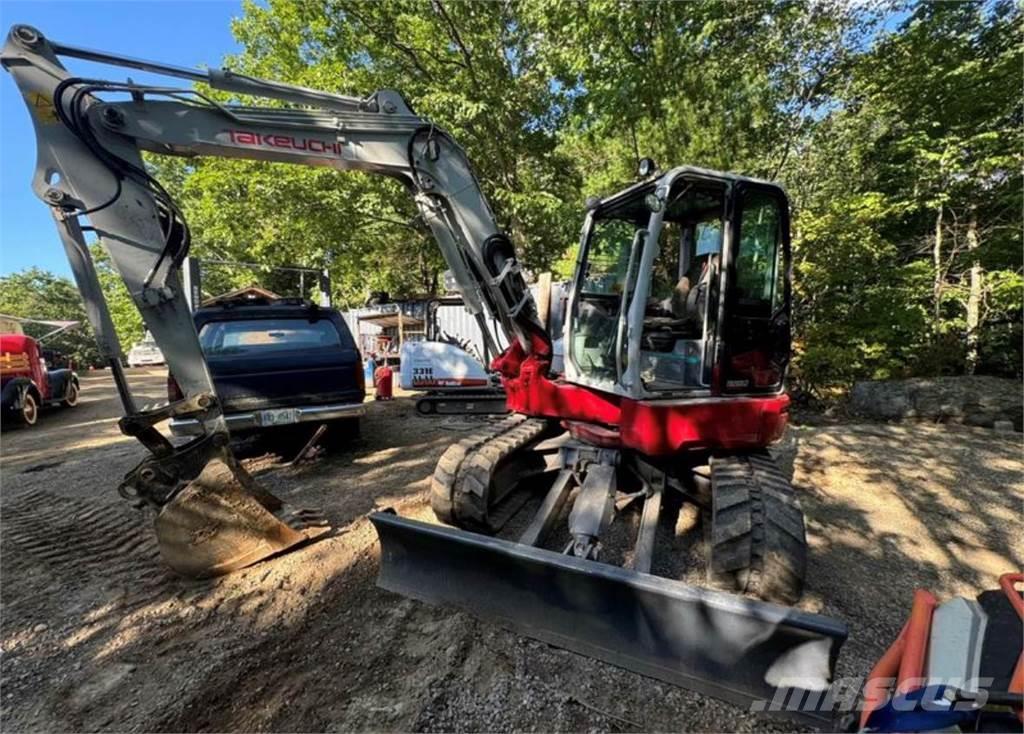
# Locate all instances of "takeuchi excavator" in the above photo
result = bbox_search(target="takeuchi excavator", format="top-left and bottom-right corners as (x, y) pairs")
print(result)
(3, 25), (848, 723)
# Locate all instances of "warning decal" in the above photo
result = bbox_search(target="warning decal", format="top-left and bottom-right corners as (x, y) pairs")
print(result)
(23, 92), (59, 124)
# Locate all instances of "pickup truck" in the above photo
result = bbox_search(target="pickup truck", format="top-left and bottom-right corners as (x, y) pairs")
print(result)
(168, 300), (365, 437)
(1, 332), (80, 427)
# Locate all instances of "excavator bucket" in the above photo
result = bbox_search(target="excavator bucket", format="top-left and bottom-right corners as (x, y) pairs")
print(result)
(154, 457), (329, 578)
(371, 511), (848, 726)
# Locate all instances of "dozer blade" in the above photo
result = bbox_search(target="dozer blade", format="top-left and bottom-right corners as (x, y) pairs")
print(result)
(371, 511), (848, 726)
(155, 457), (330, 578)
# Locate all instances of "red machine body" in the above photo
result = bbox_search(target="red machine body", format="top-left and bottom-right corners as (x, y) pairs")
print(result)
(495, 343), (788, 456)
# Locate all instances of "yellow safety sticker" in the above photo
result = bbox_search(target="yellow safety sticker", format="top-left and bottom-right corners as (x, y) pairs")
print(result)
(23, 91), (59, 124)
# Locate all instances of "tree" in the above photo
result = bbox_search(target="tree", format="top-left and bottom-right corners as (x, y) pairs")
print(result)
(0, 268), (102, 367)
(529, 1), (873, 193)
(149, 0), (582, 307)
(127, 0), (1020, 395)
(0, 251), (150, 370)
(791, 0), (1022, 389)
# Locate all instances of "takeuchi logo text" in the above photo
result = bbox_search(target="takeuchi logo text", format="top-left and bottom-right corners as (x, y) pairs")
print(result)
(226, 129), (344, 156)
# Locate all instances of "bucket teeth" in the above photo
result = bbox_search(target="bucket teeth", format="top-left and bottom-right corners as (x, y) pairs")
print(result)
(277, 507), (331, 531)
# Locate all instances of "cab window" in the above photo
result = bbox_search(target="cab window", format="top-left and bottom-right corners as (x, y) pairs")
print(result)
(637, 182), (726, 392)
(580, 218), (637, 295)
(734, 193), (783, 317)
(721, 189), (790, 393)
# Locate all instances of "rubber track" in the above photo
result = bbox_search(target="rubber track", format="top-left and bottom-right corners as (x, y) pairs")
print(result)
(430, 414), (530, 525)
(415, 393), (509, 416)
(707, 451), (806, 605)
(430, 414), (550, 532)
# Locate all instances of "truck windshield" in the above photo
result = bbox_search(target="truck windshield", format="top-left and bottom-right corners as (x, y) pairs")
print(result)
(199, 318), (342, 356)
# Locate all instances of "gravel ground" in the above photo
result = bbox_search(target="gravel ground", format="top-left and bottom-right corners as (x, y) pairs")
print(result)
(1, 368), (1020, 732)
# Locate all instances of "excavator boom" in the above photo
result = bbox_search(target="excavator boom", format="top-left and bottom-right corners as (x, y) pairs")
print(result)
(1, 23), (542, 576)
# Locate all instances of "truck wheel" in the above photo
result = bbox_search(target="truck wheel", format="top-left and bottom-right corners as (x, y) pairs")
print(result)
(16, 391), (39, 426)
(62, 381), (80, 407)
(707, 451), (806, 605)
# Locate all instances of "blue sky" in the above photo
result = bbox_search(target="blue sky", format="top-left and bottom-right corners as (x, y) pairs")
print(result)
(0, 0), (244, 277)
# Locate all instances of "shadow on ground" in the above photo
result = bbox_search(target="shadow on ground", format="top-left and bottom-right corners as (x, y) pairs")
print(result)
(1, 397), (1020, 733)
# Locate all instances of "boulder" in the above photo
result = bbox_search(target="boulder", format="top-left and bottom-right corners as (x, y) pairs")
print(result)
(850, 376), (1022, 431)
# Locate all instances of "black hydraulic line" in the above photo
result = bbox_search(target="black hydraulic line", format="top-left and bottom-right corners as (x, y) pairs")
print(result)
(53, 78), (193, 286)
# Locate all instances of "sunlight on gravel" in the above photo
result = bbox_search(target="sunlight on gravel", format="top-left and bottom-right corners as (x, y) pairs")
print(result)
(1, 370), (1020, 732)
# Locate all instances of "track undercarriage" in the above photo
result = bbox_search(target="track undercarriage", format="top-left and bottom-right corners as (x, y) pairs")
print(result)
(428, 415), (807, 604)
(370, 416), (845, 725)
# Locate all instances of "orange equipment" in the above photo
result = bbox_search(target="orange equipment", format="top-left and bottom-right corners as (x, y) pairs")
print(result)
(859, 574), (1023, 732)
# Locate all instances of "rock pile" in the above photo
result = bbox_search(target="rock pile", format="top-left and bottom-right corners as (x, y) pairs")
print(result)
(850, 376), (1022, 431)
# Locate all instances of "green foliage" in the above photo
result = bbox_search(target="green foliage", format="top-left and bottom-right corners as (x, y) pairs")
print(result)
(0, 268), (102, 367)
(0, 257), (146, 367)
(531, 1), (873, 191)
(151, 0), (582, 307)
(91, 0), (1018, 393)
(166, 156), (441, 305)
(90, 245), (146, 351)
(787, 0), (1022, 392)
(791, 196), (930, 391)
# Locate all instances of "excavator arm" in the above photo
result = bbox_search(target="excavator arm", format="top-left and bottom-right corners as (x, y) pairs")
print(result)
(3, 26), (854, 721)
(1, 23), (546, 575)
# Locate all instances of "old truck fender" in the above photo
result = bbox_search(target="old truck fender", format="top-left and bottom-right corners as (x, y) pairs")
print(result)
(2, 377), (38, 411)
(45, 368), (76, 403)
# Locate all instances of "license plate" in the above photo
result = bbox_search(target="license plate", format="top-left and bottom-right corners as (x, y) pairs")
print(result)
(260, 408), (300, 426)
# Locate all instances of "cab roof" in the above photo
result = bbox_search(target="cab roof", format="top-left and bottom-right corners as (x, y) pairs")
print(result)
(593, 165), (787, 215)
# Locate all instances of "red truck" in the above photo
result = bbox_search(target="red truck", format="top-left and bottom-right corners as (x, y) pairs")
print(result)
(1, 320), (81, 427)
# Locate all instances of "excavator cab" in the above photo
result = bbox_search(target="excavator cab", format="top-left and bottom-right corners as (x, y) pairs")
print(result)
(567, 168), (790, 400)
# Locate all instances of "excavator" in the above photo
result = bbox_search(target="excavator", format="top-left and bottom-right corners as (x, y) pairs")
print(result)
(3, 24), (850, 724)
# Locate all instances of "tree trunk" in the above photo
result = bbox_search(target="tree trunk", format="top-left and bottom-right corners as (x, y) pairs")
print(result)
(964, 209), (982, 375)
(932, 205), (943, 326)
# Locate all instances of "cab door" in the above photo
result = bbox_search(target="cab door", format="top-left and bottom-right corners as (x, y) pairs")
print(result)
(720, 185), (791, 394)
